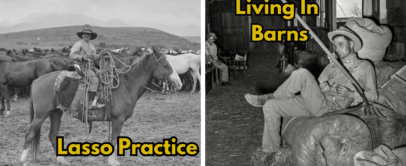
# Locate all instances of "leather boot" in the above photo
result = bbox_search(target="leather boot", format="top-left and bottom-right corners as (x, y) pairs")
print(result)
(245, 93), (274, 107)
(88, 91), (105, 109)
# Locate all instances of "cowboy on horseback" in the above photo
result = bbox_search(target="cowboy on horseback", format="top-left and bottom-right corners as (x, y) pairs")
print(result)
(70, 24), (105, 109)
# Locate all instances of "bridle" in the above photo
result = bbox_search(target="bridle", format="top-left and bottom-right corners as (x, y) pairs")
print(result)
(107, 50), (172, 93)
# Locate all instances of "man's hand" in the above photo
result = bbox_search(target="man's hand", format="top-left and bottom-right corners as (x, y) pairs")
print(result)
(100, 49), (107, 55)
(215, 59), (222, 65)
(83, 57), (92, 63)
(336, 85), (353, 98)
(320, 82), (330, 92)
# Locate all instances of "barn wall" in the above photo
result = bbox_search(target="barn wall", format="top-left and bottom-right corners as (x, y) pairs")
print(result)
(208, 0), (331, 57)
(209, 0), (250, 52)
(209, 0), (286, 52)
(386, 0), (406, 60)
(387, 0), (406, 38)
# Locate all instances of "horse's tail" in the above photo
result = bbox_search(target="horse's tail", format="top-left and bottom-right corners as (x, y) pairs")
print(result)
(29, 91), (41, 162)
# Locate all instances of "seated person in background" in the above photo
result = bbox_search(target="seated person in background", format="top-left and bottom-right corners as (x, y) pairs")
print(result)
(245, 27), (378, 154)
(205, 32), (231, 86)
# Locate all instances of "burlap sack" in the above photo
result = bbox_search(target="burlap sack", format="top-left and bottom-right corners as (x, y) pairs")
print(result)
(345, 17), (392, 62)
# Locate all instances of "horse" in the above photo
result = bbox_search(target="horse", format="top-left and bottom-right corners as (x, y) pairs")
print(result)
(43, 50), (73, 71)
(6, 50), (37, 61)
(0, 83), (11, 116)
(0, 58), (58, 101)
(20, 46), (183, 166)
(165, 53), (201, 92)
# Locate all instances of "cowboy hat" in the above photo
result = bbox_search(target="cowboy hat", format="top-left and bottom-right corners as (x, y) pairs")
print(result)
(328, 26), (362, 52)
(76, 24), (98, 40)
(207, 32), (217, 40)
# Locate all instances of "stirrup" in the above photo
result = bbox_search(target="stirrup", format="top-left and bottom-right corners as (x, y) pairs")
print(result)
(74, 64), (85, 77)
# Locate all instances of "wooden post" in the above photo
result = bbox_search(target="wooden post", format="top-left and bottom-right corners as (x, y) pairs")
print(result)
(330, 0), (337, 52)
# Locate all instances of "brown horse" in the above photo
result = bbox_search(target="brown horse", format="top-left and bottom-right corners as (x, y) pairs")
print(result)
(43, 50), (73, 71)
(0, 58), (56, 87)
(20, 46), (182, 166)
(0, 84), (11, 116)
(0, 52), (70, 103)
(0, 55), (15, 114)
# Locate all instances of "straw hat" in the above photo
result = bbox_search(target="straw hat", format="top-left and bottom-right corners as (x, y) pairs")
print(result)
(76, 24), (98, 40)
(328, 26), (362, 52)
(207, 32), (217, 40)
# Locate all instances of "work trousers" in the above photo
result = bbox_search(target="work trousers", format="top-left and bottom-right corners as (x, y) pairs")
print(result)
(262, 68), (338, 152)
(78, 62), (99, 92)
(213, 61), (229, 82)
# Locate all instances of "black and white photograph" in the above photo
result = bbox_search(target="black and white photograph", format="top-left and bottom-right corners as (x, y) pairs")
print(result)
(205, 0), (406, 165)
(0, 0), (201, 165)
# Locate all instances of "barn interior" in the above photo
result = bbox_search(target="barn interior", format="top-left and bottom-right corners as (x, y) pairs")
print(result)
(205, 0), (406, 165)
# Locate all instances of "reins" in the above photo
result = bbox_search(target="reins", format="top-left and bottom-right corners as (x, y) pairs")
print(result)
(98, 51), (170, 93)
(99, 51), (137, 89)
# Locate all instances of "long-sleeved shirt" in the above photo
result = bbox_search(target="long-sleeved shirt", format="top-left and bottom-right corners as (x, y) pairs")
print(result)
(318, 56), (378, 105)
(205, 41), (217, 63)
(70, 40), (100, 64)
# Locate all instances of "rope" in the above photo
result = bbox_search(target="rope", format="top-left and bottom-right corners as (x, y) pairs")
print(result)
(99, 52), (134, 89)
(98, 49), (172, 97)
(81, 61), (91, 137)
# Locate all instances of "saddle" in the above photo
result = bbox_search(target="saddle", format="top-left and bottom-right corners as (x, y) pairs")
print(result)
(54, 68), (112, 122)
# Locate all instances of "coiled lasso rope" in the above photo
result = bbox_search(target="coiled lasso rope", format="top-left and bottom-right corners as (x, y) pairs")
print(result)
(98, 51), (134, 89)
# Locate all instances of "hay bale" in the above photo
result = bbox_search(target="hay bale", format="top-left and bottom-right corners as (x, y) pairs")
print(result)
(250, 148), (275, 166)
(350, 108), (406, 149)
(374, 61), (406, 87)
(272, 146), (295, 166)
(374, 61), (406, 108)
(250, 147), (295, 166)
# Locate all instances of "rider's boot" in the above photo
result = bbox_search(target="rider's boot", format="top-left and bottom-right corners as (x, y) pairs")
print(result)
(88, 91), (105, 109)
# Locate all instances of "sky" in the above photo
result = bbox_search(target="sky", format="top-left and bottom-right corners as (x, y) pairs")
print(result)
(0, 0), (200, 27)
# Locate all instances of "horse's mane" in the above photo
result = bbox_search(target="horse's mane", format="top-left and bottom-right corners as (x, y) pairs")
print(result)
(109, 52), (147, 70)
(102, 46), (163, 75)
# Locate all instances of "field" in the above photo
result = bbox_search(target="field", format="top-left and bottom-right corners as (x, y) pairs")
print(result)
(0, 92), (200, 166)
(0, 26), (200, 51)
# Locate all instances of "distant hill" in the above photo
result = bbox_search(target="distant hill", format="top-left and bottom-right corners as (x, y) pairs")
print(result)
(182, 36), (200, 43)
(0, 13), (200, 37)
(0, 26), (200, 51)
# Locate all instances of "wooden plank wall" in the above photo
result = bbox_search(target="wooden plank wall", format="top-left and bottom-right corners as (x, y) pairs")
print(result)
(386, 0), (406, 60)
(222, 12), (250, 51)
(208, 0), (330, 54)
(209, 0), (250, 52)
(307, 28), (330, 56)
(387, 0), (406, 42)
(209, 0), (286, 52)
(250, 0), (285, 51)
(298, 0), (330, 57)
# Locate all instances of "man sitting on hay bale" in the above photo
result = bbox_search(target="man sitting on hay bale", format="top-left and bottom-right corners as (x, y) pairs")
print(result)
(245, 25), (378, 158)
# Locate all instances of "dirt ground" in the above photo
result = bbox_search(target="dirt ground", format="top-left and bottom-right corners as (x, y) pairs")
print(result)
(0, 92), (200, 166)
(206, 51), (291, 166)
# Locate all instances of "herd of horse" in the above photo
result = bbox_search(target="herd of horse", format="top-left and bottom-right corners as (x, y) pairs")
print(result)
(0, 45), (201, 165)
(0, 48), (72, 115)
(0, 46), (201, 114)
